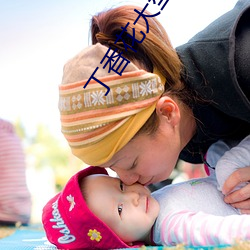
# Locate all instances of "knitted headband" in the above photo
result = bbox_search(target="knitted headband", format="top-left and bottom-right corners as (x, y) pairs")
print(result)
(59, 43), (165, 165)
(42, 166), (141, 249)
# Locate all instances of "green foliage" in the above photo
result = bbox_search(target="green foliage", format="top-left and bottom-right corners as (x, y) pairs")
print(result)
(27, 124), (69, 169)
(14, 120), (85, 191)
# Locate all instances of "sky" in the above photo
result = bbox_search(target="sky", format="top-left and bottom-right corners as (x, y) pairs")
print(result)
(0, 0), (238, 140)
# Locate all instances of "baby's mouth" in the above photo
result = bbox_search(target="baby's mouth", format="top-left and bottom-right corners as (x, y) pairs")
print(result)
(146, 196), (149, 213)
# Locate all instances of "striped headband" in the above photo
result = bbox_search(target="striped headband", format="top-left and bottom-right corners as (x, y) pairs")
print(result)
(59, 43), (165, 165)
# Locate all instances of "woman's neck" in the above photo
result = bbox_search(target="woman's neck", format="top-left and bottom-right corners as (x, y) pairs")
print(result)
(179, 104), (197, 149)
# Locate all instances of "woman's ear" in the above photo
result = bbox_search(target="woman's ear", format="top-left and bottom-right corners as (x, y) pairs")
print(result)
(156, 96), (180, 126)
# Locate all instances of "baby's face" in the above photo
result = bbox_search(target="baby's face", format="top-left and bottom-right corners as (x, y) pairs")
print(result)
(84, 175), (160, 244)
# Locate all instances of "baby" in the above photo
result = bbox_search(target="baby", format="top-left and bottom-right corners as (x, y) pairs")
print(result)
(42, 135), (250, 249)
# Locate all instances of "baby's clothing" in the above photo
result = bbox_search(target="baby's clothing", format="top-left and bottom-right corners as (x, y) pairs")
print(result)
(152, 135), (250, 246)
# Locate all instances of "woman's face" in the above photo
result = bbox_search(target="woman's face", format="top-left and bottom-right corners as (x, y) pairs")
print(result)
(100, 119), (182, 186)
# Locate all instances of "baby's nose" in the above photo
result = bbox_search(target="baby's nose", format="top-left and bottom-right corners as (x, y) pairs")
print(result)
(126, 191), (140, 206)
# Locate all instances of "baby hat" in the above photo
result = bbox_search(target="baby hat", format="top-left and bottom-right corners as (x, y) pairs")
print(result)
(42, 166), (141, 249)
(59, 43), (165, 166)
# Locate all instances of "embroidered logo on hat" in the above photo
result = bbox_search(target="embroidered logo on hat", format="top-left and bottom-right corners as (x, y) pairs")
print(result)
(88, 229), (102, 242)
(50, 199), (76, 244)
(67, 194), (76, 211)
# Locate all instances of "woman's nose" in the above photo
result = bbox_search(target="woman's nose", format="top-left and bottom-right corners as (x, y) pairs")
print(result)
(112, 168), (139, 185)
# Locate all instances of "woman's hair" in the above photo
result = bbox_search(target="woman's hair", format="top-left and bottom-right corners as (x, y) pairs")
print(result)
(90, 5), (194, 135)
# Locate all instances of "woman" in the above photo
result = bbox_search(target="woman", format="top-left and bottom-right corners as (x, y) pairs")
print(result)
(59, 0), (250, 211)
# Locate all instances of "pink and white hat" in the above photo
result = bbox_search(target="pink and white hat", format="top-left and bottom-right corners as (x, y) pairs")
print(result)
(42, 166), (142, 249)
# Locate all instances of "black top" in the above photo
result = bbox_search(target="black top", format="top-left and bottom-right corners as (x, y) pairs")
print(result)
(176, 0), (250, 164)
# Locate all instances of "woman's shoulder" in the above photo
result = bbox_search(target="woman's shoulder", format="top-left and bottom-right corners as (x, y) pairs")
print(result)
(176, 0), (250, 123)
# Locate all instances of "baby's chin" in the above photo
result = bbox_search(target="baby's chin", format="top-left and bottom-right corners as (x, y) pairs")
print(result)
(147, 196), (160, 220)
